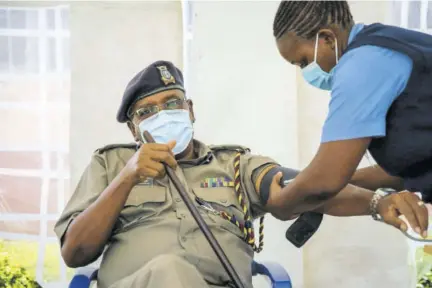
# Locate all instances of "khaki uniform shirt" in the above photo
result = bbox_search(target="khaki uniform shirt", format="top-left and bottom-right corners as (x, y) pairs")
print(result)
(54, 140), (276, 288)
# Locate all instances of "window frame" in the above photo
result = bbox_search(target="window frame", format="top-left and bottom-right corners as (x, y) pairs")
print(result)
(0, 4), (70, 287)
(395, 0), (432, 33)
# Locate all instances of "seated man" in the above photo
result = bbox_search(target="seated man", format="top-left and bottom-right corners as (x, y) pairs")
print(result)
(55, 60), (425, 288)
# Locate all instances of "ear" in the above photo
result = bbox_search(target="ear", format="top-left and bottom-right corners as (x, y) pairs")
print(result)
(127, 121), (140, 142)
(187, 99), (196, 123)
(318, 29), (337, 50)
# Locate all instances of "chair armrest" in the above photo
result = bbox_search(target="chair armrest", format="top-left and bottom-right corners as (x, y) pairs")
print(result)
(252, 261), (292, 288)
(69, 267), (98, 288)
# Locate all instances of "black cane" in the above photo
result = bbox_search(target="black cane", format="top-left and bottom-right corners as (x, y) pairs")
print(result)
(143, 131), (245, 288)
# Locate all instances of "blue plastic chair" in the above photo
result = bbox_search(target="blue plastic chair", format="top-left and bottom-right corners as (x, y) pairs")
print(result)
(69, 260), (292, 288)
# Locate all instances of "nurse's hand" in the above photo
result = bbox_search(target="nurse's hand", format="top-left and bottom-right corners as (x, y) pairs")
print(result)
(377, 191), (429, 238)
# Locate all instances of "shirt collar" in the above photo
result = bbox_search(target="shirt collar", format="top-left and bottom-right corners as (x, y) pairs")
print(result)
(347, 23), (365, 45)
(178, 139), (213, 167)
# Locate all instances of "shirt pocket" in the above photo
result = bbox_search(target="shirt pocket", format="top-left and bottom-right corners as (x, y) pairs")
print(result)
(193, 187), (246, 239)
(115, 185), (167, 233)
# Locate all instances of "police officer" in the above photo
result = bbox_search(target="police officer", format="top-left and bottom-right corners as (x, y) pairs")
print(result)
(270, 1), (430, 237)
(55, 60), (427, 288)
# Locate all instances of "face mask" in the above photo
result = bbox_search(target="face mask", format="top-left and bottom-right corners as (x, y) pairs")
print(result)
(302, 33), (338, 91)
(138, 109), (193, 155)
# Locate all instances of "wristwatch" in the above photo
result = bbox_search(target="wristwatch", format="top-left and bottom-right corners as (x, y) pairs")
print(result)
(370, 188), (396, 221)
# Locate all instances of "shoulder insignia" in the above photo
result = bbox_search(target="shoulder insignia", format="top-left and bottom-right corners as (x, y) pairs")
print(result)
(95, 143), (138, 154)
(208, 144), (251, 154)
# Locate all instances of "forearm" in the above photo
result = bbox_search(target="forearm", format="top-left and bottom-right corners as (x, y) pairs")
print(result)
(61, 169), (136, 267)
(257, 164), (375, 219)
(270, 181), (336, 219)
(350, 165), (404, 191)
(256, 166), (339, 220)
(266, 164), (348, 219)
(313, 184), (373, 216)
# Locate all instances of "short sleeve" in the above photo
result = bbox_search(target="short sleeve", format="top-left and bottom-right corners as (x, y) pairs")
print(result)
(54, 153), (108, 245)
(321, 45), (413, 143)
(239, 153), (278, 218)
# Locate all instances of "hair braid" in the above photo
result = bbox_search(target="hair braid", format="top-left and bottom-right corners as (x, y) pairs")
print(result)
(273, 0), (354, 40)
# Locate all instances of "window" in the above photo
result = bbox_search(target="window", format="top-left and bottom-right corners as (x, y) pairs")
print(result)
(0, 7), (69, 74)
(392, 0), (432, 33)
(0, 5), (72, 287)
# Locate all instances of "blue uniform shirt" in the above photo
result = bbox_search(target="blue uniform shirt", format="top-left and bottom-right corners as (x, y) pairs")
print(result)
(321, 23), (414, 143)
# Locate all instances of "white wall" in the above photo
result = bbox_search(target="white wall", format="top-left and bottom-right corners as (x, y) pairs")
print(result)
(298, 1), (412, 287)
(69, 1), (183, 189)
(187, 1), (302, 287)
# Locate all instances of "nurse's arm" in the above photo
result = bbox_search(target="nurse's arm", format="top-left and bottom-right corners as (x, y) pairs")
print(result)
(313, 184), (373, 216)
(350, 165), (404, 191)
(266, 138), (371, 217)
(254, 161), (428, 235)
(254, 166), (375, 217)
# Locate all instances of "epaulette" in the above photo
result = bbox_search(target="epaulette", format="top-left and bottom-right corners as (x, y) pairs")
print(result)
(95, 143), (138, 154)
(208, 144), (250, 154)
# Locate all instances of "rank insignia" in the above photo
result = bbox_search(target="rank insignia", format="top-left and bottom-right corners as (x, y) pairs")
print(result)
(157, 65), (176, 85)
(200, 177), (234, 188)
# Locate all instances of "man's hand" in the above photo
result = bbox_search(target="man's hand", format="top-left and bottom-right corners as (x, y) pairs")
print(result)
(378, 191), (429, 238)
(125, 140), (177, 183)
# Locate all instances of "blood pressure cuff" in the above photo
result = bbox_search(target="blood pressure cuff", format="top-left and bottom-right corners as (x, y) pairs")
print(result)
(258, 166), (300, 205)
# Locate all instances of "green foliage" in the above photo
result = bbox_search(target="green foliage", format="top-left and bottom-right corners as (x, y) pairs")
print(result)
(0, 246), (41, 288)
(416, 246), (432, 288)
(417, 269), (432, 288)
(0, 240), (74, 287)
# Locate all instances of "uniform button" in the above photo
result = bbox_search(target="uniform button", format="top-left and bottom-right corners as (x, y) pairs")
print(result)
(221, 199), (227, 203)
(175, 198), (181, 202)
(180, 213), (186, 218)
(181, 236), (187, 242)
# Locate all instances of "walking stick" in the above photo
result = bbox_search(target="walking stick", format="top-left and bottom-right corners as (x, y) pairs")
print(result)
(143, 131), (245, 288)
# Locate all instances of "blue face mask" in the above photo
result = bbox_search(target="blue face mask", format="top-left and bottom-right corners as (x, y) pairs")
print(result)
(302, 34), (339, 91)
(138, 109), (193, 155)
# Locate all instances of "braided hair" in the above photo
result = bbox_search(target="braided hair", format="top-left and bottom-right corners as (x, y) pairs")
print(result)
(273, 1), (354, 40)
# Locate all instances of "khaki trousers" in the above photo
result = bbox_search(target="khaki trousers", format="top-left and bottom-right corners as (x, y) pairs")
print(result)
(108, 254), (231, 288)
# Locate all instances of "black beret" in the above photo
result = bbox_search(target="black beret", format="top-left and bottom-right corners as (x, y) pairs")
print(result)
(117, 60), (185, 123)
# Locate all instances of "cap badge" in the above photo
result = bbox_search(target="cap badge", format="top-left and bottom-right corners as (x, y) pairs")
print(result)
(157, 65), (176, 85)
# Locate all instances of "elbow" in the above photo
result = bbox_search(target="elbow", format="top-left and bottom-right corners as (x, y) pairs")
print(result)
(317, 174), (348, 196)
(60, 239), (90, 268)
(61, 240), (103, 268)
(60, 232), (81, 268)
(302, 176), (347, 203)
(61, 245), (93, 268)
(61, 245), (80, 268)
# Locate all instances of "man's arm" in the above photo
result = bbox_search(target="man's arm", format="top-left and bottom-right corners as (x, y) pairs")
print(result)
(350, 165), (404, 191)
(61, 167), (136, 267)
(55, 154), (135, 268)
(56, 142), (177, 268)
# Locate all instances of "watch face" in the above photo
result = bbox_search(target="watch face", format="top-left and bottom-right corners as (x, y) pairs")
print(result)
(376, 188), (396, 197)
(376, 190), (388, 197)
(380, 188), (397, 194)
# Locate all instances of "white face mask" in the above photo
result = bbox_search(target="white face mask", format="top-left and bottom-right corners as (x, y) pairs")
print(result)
(138, 109), (193, 155)
(302, 33), (339, 91)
